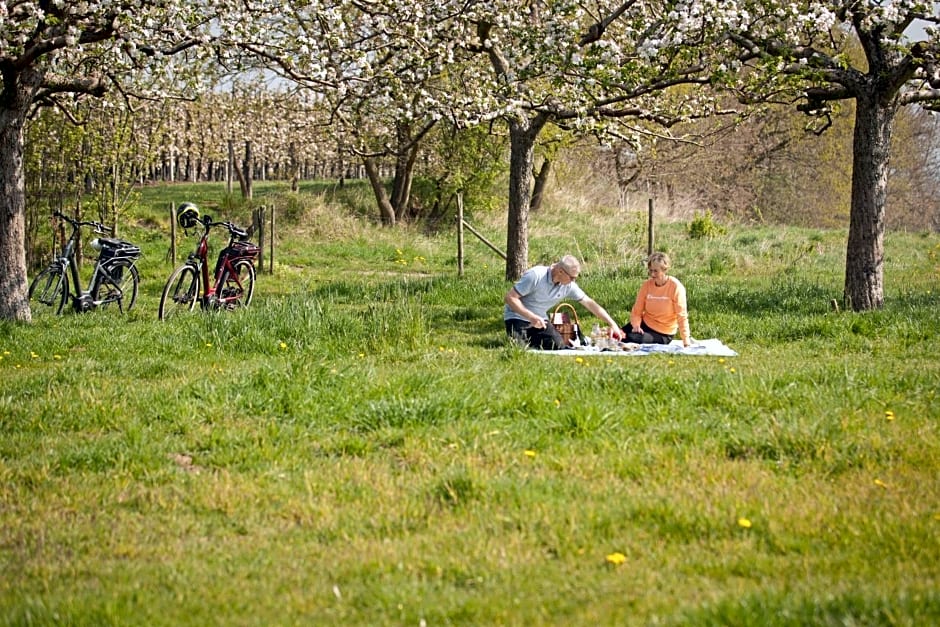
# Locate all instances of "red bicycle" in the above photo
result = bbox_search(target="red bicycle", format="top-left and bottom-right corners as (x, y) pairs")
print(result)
(158, 203), (261, 320)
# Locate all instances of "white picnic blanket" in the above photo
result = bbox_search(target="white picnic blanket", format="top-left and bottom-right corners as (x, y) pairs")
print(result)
(532, 338), (737, 357)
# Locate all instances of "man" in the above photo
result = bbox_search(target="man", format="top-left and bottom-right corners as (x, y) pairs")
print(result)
(503, 254), (625, 349)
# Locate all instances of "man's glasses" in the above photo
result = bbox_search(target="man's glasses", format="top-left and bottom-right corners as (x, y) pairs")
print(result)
(560, 266), (578, 281)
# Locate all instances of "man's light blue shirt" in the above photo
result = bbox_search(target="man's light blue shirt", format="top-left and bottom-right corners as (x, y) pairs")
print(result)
(503, 265), (586, 322)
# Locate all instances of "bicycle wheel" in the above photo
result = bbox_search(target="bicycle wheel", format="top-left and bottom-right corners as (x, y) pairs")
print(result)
(28, 266), (68, 320)
(217, 259), (256, 310)
(159, 264), (199, 321)
(95, 260), (140, 313)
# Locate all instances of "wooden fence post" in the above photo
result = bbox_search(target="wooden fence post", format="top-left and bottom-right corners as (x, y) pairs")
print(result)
(253, 206), (265, 270)
(457, 193), (465, 277)
(269, 204), (275, 274)
(647, 198), (654, 256)
(169, 202), (177, 264)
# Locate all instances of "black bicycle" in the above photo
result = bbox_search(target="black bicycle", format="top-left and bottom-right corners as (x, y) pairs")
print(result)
(28, 211), (142, 320)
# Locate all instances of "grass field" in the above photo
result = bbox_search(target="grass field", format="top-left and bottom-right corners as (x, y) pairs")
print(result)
(2, 182), (939, 625)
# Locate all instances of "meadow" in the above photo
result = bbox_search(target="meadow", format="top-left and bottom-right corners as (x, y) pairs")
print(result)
(2, 181), (939, 625)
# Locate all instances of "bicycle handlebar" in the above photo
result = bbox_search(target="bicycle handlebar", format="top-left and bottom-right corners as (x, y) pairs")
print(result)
(52, 210), (113, 235)
(199, 215), (248, 241)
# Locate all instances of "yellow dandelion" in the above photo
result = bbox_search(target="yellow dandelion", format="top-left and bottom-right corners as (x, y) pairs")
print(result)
(729, 367), (736, 374)
(606, 552), (627, 565)
(554, 399), (561, 408)
(30, 351), (38, 358)
(3, 350), (9, 355)
(575, 357), (584, 364)
(358, 352), (365, 358)
(874, 479), (888, 489)
(737, 517), (752, 528)
(53, 354), (62, 360)
(279, 341), (287, 350)
(718, 358), (726, 364)
(524, 450), (536, 458)
(884, 410), (895, 421)
(668, 360), (675, 365)
(205, 342), (212, 348)
(934, 513), (940, 521)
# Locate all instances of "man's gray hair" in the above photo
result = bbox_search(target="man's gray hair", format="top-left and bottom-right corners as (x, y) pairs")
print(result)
(558, 255), (581, 276)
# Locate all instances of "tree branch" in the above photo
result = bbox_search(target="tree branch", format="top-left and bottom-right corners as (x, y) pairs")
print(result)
(579, 0), (640, 46)
(899, 87), (940, 105)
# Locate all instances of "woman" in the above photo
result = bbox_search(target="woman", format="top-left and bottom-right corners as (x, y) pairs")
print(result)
(622, 252), (692, 347)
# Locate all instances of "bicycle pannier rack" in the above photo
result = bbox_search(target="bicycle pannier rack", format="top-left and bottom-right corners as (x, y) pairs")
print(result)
(96, 238), (142, 261)
(225, 240), (261, 260)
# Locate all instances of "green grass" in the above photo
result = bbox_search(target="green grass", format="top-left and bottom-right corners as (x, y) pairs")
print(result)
(2, 183), (939, 625)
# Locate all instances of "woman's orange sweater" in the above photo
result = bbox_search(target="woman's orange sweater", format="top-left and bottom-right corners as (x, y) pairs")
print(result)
(629, 276), (690, 343)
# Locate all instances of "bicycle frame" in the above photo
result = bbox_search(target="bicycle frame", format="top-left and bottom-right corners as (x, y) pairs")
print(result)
(186, 216), (259, 309)
(29, 211), (142, 318)
(56, 214), (135, 311)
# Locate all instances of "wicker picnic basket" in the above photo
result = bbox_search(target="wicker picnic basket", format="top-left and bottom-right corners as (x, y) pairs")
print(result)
(551, 302), (582, 346)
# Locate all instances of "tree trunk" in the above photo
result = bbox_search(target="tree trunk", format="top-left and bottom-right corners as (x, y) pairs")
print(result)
(844, 93), (894, 311)
(530, 157), (552, 213)
(289, 142), (300, 192)
(505, 113), (550, 280)
(391, 144), (418, 219)
(363, 157), (396, 226)
(227, 139), (234, 194)
(242, 141), (253, 200)
(0, 72), (37, 321)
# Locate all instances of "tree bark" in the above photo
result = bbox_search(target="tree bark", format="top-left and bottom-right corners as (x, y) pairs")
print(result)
(289, 141), (300, 192)
(844, 92), (894, 311)
(242, 141), (253, 200)
(505, 113), (550, 280)
(391, 143), (418, 219)
(0, 70), (39, 321)
(530, 157), (552, 213)
(363, 157), (396, 226)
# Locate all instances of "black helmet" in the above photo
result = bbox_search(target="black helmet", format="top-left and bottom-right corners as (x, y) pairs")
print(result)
(177, 203), (200, 229)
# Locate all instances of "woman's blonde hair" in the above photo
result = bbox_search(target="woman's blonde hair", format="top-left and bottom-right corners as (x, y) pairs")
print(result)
(647, 252), (671, 270)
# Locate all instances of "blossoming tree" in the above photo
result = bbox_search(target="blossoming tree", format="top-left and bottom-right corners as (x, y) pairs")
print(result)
(667, 1), (940, 310)
(224, 0), (742, 278)
(0, 0), (227, 321)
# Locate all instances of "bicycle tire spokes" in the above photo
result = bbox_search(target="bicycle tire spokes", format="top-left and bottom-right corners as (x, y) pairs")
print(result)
(93, 261), (140, 313)
(217, 259), (255, 310)
(159, 264), (199, 320)
(35, 271), (64, 305)
(27, 267), (68, 319)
